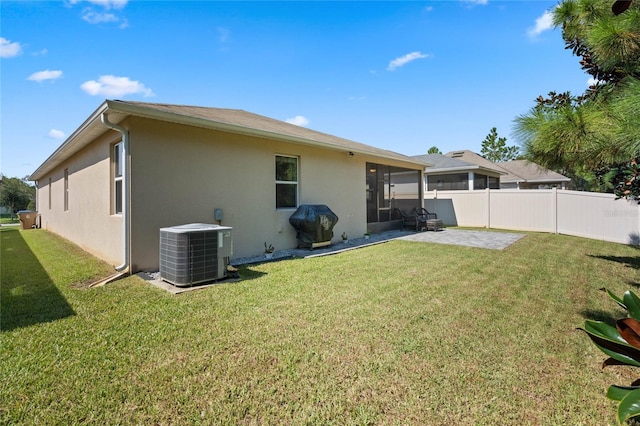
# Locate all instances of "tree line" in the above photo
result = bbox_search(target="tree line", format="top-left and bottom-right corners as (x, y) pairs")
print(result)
(0, 175), (36, 219)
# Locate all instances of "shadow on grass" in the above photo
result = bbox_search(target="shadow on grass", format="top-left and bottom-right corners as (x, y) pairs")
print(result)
(238, 267), (268, 281)
(0, 228), (75, 332)
(589, 254), (640, 270)
(578, 308), (623, 325)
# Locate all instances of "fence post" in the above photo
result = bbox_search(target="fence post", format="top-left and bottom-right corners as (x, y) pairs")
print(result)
(552, 187), (558, 234)
(486, 188), (491, 229)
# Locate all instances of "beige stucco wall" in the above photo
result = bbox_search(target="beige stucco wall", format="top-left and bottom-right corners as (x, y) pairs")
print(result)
(128, 117), (419, 271)
(35, 115), (423, 274)
(34, 131), (124, 266)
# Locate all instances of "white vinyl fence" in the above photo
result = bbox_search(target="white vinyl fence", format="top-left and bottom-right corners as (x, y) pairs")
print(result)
(424, 189), (640, 246)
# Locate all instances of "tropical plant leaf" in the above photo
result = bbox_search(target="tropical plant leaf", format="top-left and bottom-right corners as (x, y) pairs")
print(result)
(603, 357), (630, 368)
(602, 287), (627, 310)
(607, 385), (640, 401)
(618, 318), (640, 349)
(581, 321), (640, 367)
(584, 320), (628, 343)
(618, 388), (640, 424)
(623, 291), (640, 320)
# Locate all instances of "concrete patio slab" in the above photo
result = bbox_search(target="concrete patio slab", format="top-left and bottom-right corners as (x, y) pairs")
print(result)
(398, 228), (525, 250)
(232, 227), (526, 266)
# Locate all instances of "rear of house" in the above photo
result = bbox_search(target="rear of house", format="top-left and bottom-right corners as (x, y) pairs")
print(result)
(30, 100), (425, 273)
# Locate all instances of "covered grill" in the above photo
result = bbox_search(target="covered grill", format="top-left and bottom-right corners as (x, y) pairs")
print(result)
(289, 204), (339, 249)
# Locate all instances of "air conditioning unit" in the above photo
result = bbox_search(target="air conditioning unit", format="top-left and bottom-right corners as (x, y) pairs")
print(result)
(159, 223), (233, 287)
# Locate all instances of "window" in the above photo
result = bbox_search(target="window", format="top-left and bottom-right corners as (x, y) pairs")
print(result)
(48, 177), (52, 210)
(427, 173), (468, 191)
(275, 155), (298, 209)
(64, 169), (69, 211)
(113, 142), (124, 214)
(474, 173), (488, 190)
(488, 176), (500, 189)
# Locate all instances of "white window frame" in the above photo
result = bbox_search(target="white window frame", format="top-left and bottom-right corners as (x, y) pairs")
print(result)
(275, 155), (299, 209)
(113, 142), (124, 215)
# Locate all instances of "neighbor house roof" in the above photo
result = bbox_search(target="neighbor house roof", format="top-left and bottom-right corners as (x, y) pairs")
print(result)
(442, 150), (570, 185)
(412, 153), (505, 176)
(30, 100), (428, 181)
(444, 150), (506, 174)
(497, 160), (571, 184)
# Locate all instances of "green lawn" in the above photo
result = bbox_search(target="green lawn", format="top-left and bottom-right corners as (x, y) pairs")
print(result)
(2, 227), (640, 425)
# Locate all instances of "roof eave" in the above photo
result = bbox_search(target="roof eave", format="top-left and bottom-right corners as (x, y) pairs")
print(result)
(30, 100), (427, 181)
(106, 100), (426, 169)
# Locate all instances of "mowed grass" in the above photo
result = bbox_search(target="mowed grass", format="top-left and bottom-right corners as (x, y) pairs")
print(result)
(2, 227), (640, 425)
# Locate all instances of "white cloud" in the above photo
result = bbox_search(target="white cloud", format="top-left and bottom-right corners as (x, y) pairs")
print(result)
(48, 129), (66, 139)
(82, 9), (119, 24)
(528, 10), (554, 38)
(27, 70), (63, 82)
(387, 51), (431, 71)
(68, 0), (128, 9)
(69, 0), (128, 26)
(33, 48), (48, 56)
(285, 115), (310, 127)
(0, 37), (23, 58)
(463, 0), (488, 5)
(80, 75), (155, 97)
(87, 0), (128, 9)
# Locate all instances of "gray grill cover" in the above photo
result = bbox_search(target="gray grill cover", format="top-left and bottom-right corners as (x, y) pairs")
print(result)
(289, 205), (339, 248)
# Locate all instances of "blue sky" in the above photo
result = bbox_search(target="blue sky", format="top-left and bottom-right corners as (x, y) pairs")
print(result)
(1, 0), (592, 179)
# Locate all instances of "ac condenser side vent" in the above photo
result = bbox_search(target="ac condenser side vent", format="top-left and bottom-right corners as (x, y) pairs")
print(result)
(159, 223), (233, 287)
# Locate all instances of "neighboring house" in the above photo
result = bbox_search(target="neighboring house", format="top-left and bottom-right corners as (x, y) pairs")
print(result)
(413, 149), (570, 193)
(496, 160), (571, 189)
(29, 100), (426, 273)
(412, 152), (504, 191)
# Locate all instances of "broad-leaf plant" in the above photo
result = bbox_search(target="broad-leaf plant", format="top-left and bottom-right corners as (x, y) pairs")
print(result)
(581, 289), (640, 424)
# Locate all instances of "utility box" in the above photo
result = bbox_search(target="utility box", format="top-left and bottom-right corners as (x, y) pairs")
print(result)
(289, 205), (338, 249)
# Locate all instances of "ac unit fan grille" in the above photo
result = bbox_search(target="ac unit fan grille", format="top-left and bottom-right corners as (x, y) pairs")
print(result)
(160, 227), (229, 286)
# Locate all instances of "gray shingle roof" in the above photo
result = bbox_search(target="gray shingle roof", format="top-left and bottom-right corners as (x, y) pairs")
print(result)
(444, 150), (506, 174)
(413, 152), (505, 175)
(113, 100), (425, 165)
(30, 100), (427, 180)
(497, 160), (571, 183)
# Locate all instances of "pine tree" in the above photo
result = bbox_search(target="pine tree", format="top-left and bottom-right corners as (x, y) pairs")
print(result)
(480, 128), (520, 162)
(514, 0), (640, 197)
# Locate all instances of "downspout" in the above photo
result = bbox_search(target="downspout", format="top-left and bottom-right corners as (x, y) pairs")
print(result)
(101, 113), (130, 273)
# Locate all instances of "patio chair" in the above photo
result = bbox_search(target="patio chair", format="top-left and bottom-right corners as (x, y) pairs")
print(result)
(414, 207), (443, 231)
(414, 207), (437, 220)
(394, 208), (426, 231)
